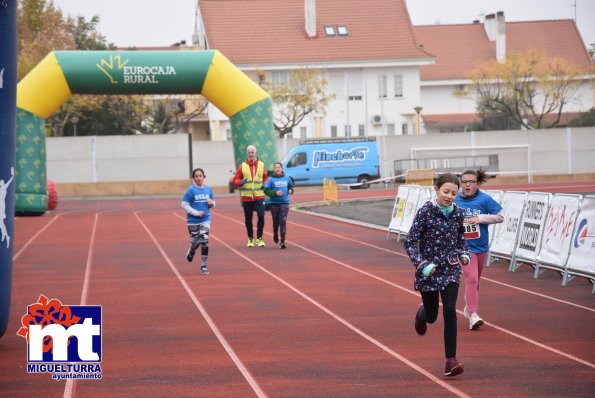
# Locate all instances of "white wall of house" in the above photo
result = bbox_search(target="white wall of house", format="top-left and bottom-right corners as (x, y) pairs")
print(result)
(46, 127), (595, 189)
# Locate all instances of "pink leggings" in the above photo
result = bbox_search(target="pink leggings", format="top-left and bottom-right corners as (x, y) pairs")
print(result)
(462, 252), (488, 314)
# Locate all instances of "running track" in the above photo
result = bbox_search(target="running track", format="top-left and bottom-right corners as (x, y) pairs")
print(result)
(1, 184), (594, 397)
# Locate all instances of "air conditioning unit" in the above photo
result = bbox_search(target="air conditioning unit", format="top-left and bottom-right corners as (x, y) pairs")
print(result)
(372, 114), (383, 125)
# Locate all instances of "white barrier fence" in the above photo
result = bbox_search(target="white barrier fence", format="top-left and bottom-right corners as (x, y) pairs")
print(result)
(386, 185), (595, 293)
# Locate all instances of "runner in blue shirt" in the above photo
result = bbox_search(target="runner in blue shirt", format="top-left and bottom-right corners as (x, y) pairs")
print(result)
(455, 169), (503, 330)
(182, 168), (215, 274)
(263, 162), (294, 249)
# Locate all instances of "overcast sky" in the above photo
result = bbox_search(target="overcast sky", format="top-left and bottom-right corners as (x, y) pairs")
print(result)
(52, 0), (595, 48)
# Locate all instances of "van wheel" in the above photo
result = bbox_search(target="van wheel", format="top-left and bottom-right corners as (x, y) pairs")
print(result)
(357, 175), (371, 189)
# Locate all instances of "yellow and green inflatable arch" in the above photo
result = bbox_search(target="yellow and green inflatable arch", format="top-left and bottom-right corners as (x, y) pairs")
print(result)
(16, 50), (277, 214)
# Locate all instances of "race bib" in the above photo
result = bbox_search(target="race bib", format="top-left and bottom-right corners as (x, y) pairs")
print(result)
(464, 222), (480, 239)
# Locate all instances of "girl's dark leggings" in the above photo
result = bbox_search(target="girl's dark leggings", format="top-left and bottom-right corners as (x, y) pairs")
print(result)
(419, 282), (459, 358)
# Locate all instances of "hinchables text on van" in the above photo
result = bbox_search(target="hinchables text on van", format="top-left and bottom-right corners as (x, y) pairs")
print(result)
(281, 138), (380, 189)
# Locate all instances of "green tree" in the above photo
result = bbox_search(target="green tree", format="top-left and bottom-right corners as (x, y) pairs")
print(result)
(259, 68), (334, 138)
(457, 50), (583, 130)
(17, 0), (75, 81)
(568, 108), (595, 127)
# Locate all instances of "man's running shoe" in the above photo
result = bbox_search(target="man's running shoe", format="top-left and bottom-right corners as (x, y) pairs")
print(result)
(247, 238), (254, 247)
(256, 237), (265, 247)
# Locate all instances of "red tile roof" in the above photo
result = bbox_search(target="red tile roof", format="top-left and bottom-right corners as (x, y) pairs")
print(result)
(200, 0), (432, 65)
(414, 19), (593, 81)
(422, 113), (481, 125)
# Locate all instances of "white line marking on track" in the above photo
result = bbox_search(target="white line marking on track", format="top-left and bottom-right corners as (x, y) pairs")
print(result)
(138, 212), (268, 398)
(13, 213), (61, 261)
(216, 212), (595, 370)
(207, 225), (472, 398)
(289, 219), (595, 312)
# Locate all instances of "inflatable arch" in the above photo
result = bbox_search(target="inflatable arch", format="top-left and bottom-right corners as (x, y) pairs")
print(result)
(16, 49), (278, 215)
(0, 49), (277, 337)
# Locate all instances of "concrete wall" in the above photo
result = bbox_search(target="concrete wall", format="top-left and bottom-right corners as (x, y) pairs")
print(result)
(47, 127), (595, 196)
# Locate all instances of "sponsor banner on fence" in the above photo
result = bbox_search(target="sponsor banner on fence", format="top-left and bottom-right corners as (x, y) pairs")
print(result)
(566, 195), (595, 276)
(537, 194), (581, 268)
(515, 192), (551, 262)
(490, 191), (526, 256)
(398, 185), (421, 235)
(388, 185), (409, 233)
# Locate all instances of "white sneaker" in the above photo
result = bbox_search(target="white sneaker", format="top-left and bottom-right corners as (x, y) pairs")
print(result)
(463, 305), (470, 319)
(469, 313), (484, 330)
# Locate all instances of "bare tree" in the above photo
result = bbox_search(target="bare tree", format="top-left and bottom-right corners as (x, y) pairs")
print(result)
(457, 50), (584, 129)
(259, 68), (334, 138)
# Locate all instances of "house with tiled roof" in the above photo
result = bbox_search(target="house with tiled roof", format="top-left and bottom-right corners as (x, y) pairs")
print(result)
(195, 1), (593, 138)
(413, 12), (594, 133)
(196, 0), (434, 140)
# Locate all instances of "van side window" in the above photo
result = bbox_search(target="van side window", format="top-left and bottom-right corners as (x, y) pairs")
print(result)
(288, 152), (307, 168)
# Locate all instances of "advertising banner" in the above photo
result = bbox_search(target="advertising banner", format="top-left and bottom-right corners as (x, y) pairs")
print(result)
(564, 195), (595, 277)
(388, 185), (410, 235)
(398, 185), (421, 235)
(536, 194), (581, 268)
(515, 192), (551, 263)
(490, 191), (526, 257)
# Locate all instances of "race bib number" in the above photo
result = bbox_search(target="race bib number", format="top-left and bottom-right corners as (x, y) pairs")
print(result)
(464, 222), (480, 239)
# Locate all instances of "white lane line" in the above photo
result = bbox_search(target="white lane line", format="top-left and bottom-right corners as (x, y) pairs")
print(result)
(289, 219), (595, 312)
(63, 213), (100, 398)
(137, 212), (268, 398)
(207, 225), (471, 398)
(13, 213), (61, 261)
(216, 212), (595, 370)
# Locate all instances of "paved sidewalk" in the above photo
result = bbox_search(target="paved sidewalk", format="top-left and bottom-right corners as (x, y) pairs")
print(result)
(297, 198), (394, 229)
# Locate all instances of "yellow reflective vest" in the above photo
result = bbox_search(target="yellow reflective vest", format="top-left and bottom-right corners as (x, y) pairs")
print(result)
(240, 161), (265, 199)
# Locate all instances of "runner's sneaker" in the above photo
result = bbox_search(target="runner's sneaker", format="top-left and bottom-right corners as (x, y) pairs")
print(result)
(247, 238), (254, 247)
(469, 313), (484, 330)
(186, 248), (195, 262)
(414, 304), (427, 336)
(280, 242), (286, 249)
(444, 358), (464, 377)
(256, 237), (266, 247)
(273, 232), (279, 244)
(201, 265), (209, 275)
(463, 305), (470, 319)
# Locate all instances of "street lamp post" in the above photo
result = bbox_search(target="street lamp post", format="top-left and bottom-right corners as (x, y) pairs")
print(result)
(414, 106), (422, 135)
(71, 116), (79, 137)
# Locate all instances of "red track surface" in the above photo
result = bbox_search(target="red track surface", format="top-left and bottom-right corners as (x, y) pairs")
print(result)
(1, 185), (594, 397)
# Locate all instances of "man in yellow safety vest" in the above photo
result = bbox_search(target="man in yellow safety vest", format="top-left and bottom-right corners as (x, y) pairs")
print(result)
(233, 145), (269, 247)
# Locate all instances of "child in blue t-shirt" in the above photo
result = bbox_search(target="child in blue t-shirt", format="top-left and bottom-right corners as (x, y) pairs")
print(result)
(181, 168), (215, 274)
(263, 162), (294, 249)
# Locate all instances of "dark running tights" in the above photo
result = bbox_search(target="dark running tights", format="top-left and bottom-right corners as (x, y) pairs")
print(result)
(270, 203), (289, 242)
(419, 282), (459, 359)
(242, 199), (265, 239)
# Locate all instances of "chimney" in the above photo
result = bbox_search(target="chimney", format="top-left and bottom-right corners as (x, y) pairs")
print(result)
(496, 11), (506, 63)
(305, 0), (316, 38)
(484, 13), (496, 41)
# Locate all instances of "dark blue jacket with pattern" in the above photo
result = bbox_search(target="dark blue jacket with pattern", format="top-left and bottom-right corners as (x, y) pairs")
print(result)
(404, 201), (469, 292)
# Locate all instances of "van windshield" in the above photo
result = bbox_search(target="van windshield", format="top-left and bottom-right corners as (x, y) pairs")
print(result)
(284, 152), (307, 168)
